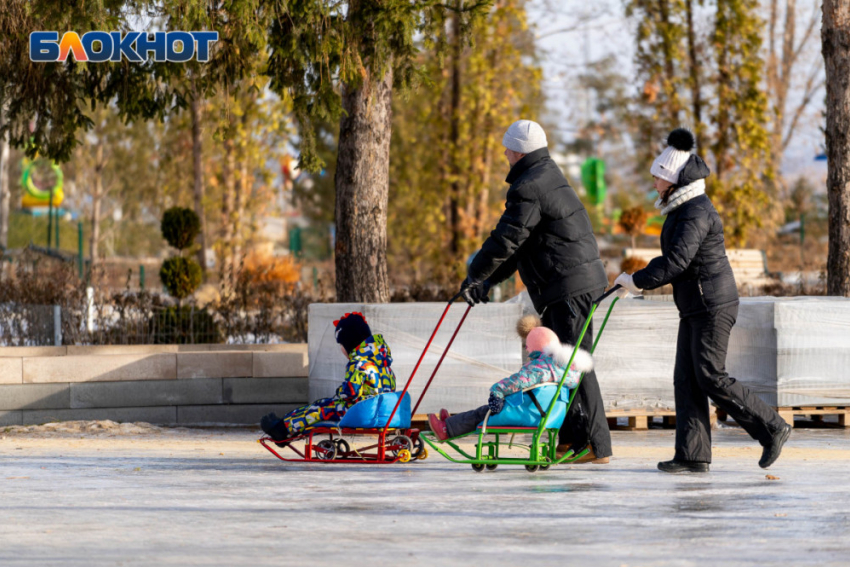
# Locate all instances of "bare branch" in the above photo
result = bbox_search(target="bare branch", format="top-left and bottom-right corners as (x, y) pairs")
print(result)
(782, 61), (826, 151)
(791, 0), (820, 67)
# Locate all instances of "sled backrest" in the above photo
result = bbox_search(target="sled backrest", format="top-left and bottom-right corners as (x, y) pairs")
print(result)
(484, 383), (570, 429)
(339, 392), (412, 429)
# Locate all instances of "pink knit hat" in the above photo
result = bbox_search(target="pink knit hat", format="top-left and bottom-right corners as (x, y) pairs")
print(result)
(525, 326), (559, 353)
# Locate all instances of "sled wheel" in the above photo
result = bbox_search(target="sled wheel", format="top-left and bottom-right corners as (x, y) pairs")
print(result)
(485, 464), (498, 471)
(471, 463), (485, 472)
(389, 435), (413, 458)
(316, 439), (337, 461)
(397, 449), (412, 463)
(525, 464), (540, 473)
(539, 464), (550, 470)
(416, 448), (429, 461)
(411, 435), (425, 458)
(335, 439), (350, 457)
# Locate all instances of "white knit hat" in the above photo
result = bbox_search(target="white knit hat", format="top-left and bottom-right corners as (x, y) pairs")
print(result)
(650, 128), (696, 184)
(502, 120), (548, 154)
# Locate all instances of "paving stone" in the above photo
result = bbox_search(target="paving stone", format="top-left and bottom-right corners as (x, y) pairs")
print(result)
(177, 404), (300, 425)
(177, 352), (252, 379)
(23, 354), (177, 384)
(252, 351), (308, 378)
(22, 406), (178, 425)
(71, 379), (223, 409)
(0, 358), (23, 385)
(0, 384), (70, 410)
(222, 377), (308, 405)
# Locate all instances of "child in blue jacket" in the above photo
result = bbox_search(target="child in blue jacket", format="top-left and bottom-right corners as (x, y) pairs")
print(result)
(428, 315), (593, 440)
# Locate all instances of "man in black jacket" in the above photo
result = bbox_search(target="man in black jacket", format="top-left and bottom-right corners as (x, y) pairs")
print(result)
(460, 119), (612, 463)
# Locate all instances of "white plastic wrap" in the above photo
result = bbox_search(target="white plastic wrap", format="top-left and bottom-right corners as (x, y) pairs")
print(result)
(772, 297), (850, 406)
(308, 302), (523, 414)
(591, 297), (679, 410)
(503, 294), (850, 410)
(308, 296), (850, 416)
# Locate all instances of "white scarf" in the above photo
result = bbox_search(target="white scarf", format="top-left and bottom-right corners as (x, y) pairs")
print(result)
(655, 179), (706, 215)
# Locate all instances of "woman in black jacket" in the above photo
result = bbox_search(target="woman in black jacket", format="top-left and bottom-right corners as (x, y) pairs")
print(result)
(615, 129), (791, 473)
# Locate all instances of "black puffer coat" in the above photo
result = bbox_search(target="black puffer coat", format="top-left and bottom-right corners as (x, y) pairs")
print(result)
(632, 158), (738, 318)
(468, 148), (607, 311)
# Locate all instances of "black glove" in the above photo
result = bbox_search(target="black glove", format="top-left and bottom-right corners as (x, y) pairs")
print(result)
(488, 392), (505, 414)
(460, 278), (492, 306)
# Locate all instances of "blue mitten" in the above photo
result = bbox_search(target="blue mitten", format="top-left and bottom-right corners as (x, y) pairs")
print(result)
(488, 392), (505, 414)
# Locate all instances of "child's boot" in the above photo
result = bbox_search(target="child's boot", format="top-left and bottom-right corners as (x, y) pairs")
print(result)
(260, 413), (290, 447)
(428, 414), (449, 441)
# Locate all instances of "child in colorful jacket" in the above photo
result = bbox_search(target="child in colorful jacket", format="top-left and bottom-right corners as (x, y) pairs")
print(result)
(427, 315), (593, 440)
(261, 312), (396, 443)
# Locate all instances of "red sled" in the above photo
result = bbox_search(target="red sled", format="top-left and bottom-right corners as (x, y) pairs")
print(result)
(259, 296), (471, 464)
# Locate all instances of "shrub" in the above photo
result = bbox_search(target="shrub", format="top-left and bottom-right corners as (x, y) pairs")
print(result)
(621, 256), (649, 274)
(241, 251), (301, 285)
(159, 256), (202, 299)
(618, 206), (649, 249)
(160, 207), (200, 251)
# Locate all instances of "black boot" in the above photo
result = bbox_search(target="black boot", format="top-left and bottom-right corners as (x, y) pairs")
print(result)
(759, 423), (792, 469)
(657, 459), (710, 474)
(260, 413), (290, 447)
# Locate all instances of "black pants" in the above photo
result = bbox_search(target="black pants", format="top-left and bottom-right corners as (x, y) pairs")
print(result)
(674, 304), (786, 463)
(445, 406), (489, 439)
(541, 290), (612, 458)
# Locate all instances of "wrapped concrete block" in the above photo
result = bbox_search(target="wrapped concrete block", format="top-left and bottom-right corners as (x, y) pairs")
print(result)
(726, 298), (779, 406)
(591, 297), (679, 411)
(308, 303), (523, 414)
(773, 297), (850, 407)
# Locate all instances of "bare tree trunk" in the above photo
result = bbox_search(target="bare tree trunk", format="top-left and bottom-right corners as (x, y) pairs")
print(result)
(449, 2), (464, 256)
(0, 102), (9, 250)
(685, 0), (704, 151)
(232, 108), (251, 282)
(190, 82), (207, 276)
(657, 0), (683, 122)
(90, 141), (104, 266)
(233, 146), (248, 282)
(334, 65), (393, 303)
(219, 122), (236, 291)
(823, 0), (850, 296)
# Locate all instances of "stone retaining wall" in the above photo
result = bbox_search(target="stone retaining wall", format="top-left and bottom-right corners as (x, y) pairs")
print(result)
(0, 344), (308, 426)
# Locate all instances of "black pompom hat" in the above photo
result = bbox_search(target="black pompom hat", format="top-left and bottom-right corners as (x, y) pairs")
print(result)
(333, 312), (372, 354)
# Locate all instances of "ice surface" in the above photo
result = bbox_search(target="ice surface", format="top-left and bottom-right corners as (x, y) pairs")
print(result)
(1, 426), (849, 566)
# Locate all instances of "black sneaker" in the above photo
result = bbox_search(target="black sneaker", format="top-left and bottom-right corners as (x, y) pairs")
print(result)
(657, 459), (710, 474)
(759, 424), (792, 469)
(260, 413), (290, 447)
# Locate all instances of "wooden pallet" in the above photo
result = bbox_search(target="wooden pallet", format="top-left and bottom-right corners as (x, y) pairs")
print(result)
(716, 407), (850, 428)
(605, 408), (718, 431)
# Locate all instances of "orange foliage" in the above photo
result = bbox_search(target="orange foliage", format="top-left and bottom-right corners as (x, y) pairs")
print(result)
(621, 256), (649, 274)
(241, 252), (301, 286)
